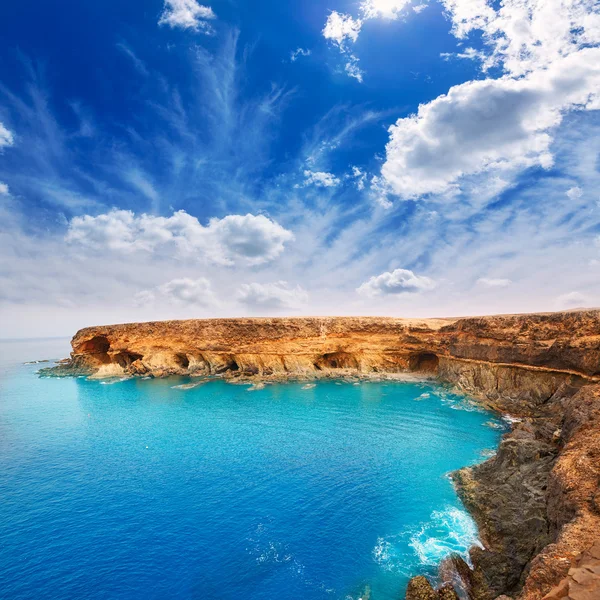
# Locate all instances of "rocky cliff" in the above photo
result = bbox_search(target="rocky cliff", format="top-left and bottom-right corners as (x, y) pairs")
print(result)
(43, 310), (600, 600)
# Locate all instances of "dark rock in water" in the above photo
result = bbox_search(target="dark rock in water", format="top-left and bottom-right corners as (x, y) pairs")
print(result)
(439, 554), (490, 600)
(452, 420), (558, 597)
(406, 576), (438, 600)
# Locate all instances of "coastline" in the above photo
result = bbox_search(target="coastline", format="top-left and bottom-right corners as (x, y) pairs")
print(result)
(39, 310), (600, 600)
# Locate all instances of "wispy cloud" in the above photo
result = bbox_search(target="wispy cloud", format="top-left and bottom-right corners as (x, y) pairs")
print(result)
(290, 48), (311, 62)
(0, 122), (14, 148)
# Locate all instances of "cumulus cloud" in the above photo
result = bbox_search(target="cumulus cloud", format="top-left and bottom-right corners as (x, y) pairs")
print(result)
(0, 182), (9, 195)
(158, 0), (216, 32)
(381, 48), (600, 198)
(477, 277), (512, 288)
(290, 48), (311, 62)
(442, 0), (600, 76)
(322, 12), (365, 82)
(0, 122), (14, 149)
(136, 277), (215, 306)
(66, 210), (294, 266)
(323, 11), (362, 46)
(566, 186), (583, 201)
(302, 170), (341, 188)
(236, 281), (309, 310)
(357, 268), (436, 297)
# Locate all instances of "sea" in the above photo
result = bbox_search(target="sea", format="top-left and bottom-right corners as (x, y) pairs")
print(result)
(0, 338), (503, 600)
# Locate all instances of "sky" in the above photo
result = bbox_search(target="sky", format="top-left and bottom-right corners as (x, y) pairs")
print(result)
(1, 0), (600, 338)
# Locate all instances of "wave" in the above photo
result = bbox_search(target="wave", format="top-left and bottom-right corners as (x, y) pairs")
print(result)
(372, 505), (481, 577)
(409, 506), (482, 566)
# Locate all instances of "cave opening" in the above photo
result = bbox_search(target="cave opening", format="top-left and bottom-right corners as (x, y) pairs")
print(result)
(114, 351), (144, 368)
(315, 352), (359, 370)
(174, 354), (190, 369)
(77, 336), (110, 355)
(409, 352), (440, 373)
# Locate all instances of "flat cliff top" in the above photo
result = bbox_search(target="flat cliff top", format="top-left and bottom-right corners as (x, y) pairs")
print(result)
(72, 315), (458, 342)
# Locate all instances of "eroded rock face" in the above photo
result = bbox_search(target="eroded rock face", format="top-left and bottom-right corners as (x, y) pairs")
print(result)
(39, 310), (600, 600)
(41, 312), (600, 408)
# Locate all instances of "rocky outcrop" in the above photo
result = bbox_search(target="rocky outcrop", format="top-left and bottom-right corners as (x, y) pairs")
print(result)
(541, 541), (600, 600)
(40, 310), (600, 600)
(406, 576), (460, 600)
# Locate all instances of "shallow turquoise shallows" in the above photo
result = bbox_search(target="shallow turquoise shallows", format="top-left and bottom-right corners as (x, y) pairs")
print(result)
(0, 339), (503, 600)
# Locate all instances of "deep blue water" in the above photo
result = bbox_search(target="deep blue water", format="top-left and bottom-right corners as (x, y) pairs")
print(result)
(0, 339), (503, 600)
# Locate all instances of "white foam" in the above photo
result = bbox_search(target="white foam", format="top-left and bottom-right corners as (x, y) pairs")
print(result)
(409, 506), (482, 566)
(99, 377), (130, 385)
(502, 414), (523, 425)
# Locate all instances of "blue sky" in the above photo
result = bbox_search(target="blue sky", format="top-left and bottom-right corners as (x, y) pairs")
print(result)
(1, 0), (600, 337)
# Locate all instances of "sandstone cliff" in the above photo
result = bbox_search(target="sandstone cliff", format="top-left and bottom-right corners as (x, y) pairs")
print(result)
(42, 310), (600, 600)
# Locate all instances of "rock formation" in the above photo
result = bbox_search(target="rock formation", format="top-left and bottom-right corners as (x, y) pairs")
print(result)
(42, 310), (600, 600)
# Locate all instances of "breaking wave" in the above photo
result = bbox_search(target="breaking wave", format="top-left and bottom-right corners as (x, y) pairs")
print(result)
(409, 506), (482, 566)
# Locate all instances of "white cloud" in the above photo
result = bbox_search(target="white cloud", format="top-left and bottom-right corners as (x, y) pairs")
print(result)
(566, 186), (583, 200)
(360, 0), (412, 20)
(381, 48), (600, 199)
(0, 182), (9, 195)
(0, 122), (14, 149)
(158, 0), (216, 32)
(442, 0), (600, 76)
(290, 48), (311, 62)
(413, 3), (428, 14)
(236, 281), (309, 309)
(302, 170), (341, 188)
(160, 277), (215, 304)
(357, 268), (436, 297)
(322, 11), (362, 46)
(556, 291), (592, 309)
(350, 166), (368, 190)
(477, 277), (512, 288)
(440, 47), (486, 62)
(135, 277), (215, 306)
(344, 54), (365, 82)
(65, 210), (294, 266)
(322, 4), (413, 82)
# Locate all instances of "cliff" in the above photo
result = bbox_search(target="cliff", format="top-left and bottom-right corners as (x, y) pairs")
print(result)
(42, 310), (600, 600)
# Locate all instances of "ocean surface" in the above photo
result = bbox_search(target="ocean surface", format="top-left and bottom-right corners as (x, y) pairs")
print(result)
(0, 339), (504, 600)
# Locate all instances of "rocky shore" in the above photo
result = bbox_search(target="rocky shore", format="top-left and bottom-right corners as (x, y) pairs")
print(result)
(41, 310), (600, 600)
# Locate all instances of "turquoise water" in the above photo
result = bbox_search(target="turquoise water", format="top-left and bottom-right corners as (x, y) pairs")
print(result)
(0, 339), (503, 600)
